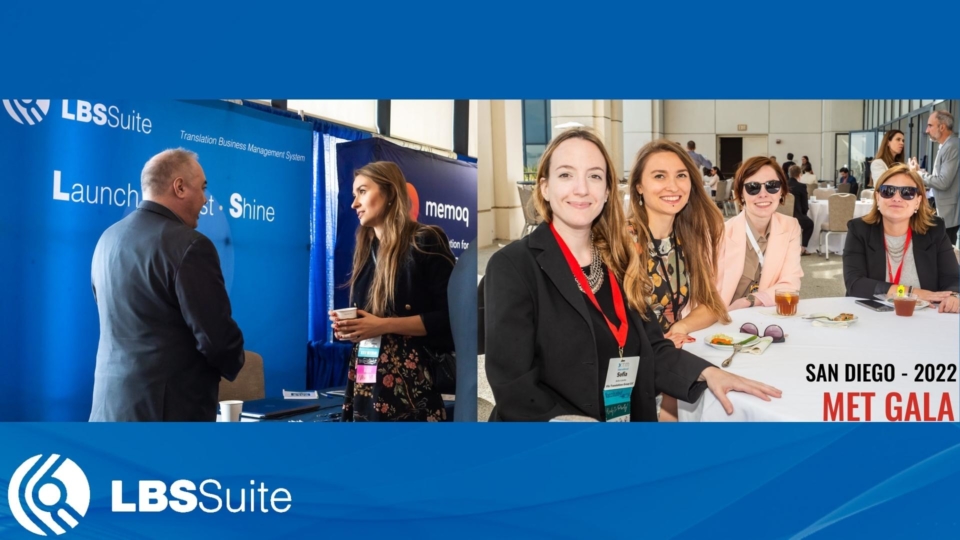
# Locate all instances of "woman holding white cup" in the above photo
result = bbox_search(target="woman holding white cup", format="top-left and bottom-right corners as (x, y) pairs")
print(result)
(330, 161), (456, 421)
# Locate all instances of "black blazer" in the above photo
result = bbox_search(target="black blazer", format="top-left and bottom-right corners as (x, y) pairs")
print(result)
(90, 201), (245, 422)
(353, 226), (455, 352)
(484, 223), (711, 422)
(843, 216), (960, 298)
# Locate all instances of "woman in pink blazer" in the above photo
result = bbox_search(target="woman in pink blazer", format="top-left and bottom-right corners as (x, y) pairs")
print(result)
(717, 156), (804, 310)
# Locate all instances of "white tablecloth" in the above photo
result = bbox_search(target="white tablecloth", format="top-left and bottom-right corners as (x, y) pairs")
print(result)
(805, 200), (872, 253)
(678, 297), (959, 422)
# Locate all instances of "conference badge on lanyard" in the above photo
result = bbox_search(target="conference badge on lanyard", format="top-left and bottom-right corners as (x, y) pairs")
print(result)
(356, 336), (382, 384)
(550, 223), (636, 422)
(603, 355), (639, 422)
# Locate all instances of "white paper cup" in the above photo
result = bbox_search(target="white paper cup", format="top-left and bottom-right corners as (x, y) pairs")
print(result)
(333, 307), (357, 320)
(220, 400), (243, 422)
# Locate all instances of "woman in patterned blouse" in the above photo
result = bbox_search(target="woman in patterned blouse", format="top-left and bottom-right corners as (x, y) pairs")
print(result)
(627, 140), (731, 420)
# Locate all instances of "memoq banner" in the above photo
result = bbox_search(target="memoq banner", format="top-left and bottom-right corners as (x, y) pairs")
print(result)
(0, 100), (312, 421)
(332, 138), (477, 311)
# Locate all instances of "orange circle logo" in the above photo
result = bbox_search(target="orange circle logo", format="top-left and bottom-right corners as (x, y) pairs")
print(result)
(406, 183), (419, 221)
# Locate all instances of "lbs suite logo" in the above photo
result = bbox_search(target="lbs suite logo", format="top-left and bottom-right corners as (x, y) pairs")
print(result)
(3, 99), (51, 125)
(7, 454), (90, 536)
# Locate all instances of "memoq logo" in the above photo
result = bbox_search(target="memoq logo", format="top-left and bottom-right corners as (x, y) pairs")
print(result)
(3, 100), (51, 125)
(7, 454), (90, 536)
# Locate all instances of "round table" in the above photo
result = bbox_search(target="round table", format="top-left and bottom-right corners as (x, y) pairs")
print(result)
(805, 200), (873, 254)
(677, 297), (959, 422)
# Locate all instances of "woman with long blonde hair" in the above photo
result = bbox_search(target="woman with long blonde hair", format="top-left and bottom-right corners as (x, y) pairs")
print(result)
(484, 129), (779, 422)
(330, 161), (456, 421)
(626, 140), (731, 420)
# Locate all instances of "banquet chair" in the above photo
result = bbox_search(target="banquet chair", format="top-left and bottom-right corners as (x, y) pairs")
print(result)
(219, 351), (265, 402)
(837, 183), (852, 194)
(777, 193), (795, 217)
(806, 183), (816, 197)
(819, 193), (856, 260)
(813, 188), (835, 200)
(517, 185), (541, 238)
(860, 189), (875, 201)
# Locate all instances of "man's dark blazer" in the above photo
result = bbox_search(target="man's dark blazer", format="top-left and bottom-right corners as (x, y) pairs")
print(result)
(484, 223), (711, 422)
(90, 201), (245, 421)
(843, 216), (960, 298)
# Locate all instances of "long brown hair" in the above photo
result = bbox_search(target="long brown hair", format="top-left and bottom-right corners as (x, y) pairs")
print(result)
(627, 140), (730, 324)
(347, 161), (453, 316)
(533, 128), (650, 316)
(875, 130), (906, 167)
(862, 164), (936, 234)
(733, 156), (787, 210)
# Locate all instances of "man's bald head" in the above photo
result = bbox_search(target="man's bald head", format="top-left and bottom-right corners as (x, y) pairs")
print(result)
(141, 148), (200, 198)
(140, 148), (208, 229)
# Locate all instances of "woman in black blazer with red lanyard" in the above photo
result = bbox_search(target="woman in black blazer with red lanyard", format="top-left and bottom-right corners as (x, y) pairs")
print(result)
(483, 128), (781, 422)
(843, 164), (959, 313)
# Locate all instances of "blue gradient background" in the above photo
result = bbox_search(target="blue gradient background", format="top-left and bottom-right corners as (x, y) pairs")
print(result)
(1, 424), (959, 538)
(1, 0), (959, 537)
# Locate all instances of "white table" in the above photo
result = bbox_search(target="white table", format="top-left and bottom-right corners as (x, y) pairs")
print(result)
(805, 200), (872, 254)
(678, 297), (959, 422)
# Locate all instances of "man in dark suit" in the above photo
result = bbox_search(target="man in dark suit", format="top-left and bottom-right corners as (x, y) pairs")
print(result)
(90, 148), (245, 421)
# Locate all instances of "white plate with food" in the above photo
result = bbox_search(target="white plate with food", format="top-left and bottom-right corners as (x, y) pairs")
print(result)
(873, 294), (931, 310)
(802, 312), (859, 327)
(705, 332), (760, 351)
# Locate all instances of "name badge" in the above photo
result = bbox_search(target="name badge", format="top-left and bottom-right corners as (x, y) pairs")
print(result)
(356, 364), (377, 384)
(355, 336), (382, 384)
(603, 356), (639, 422)
(357, 336), (382, 362)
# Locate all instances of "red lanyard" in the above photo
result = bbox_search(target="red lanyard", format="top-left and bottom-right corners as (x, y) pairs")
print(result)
(550, 223), (628, 356)
(883, 228), (912, 285)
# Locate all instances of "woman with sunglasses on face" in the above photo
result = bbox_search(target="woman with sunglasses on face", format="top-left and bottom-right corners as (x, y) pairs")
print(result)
(626, 140), (732, 420)
(330, 161), (456, 421)
(716, 156), (804, 311)
(843, 165), (959, 313)
(484, 129), (781, 422)
(870, 130), (910, 190)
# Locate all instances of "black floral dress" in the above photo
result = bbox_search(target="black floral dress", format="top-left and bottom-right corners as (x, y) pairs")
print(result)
(341, 227), (454, 422)
(343, 334), (446, 422)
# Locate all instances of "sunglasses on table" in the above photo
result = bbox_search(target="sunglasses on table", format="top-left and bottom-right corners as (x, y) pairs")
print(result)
(878, 185), (919, 200)
(743, 180), (782, 196)
(740, 323), (785, 343)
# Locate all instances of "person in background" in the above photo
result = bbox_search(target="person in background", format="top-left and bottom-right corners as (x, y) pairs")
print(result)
(843, 165), (959, 313)
(781, 152), (796, 179)
(703, 166), (719, 196)
(90, 148), (245, 422)
(800, 163), (818, 188)
(716, 156), (804, 310)
(332, 161), (456, 421)
(484, 128), (780, 422)
(912, 111), (959, 245)
(686, 140), (713, 169)
(871, 130), (908, 191)
(801, 155), (812, 171)
(787, 165), (814, 255)
(626, 139), (733, 420)
(839, 167), (859, 195)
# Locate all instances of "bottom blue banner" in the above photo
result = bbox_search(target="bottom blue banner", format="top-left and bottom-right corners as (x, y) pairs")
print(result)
(1, 424), (958, 538)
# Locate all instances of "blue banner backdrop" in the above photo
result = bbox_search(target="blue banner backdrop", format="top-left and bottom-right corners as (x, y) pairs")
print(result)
(0, 100), (312, 421)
